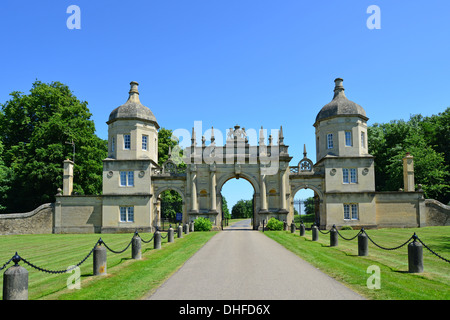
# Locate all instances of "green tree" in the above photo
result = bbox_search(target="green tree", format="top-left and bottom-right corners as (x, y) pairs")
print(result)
(158, 127), (185, 166)
(157, 127), (185, 221)
(368, 112), (449, 204)
(0, 81), (107, 213)
(222, 196), (230, 219)
(231, 199), (253, 218)
(304, 197), (316, 215)
(160, 189), (183, 222)
(0, 141), (12, 212)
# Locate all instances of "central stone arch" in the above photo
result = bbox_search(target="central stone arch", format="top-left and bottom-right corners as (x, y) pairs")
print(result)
(216, 171), (260, 229)
(166, 124), (295, 230)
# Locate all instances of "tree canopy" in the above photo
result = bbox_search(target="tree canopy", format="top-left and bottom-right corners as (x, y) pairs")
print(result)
(368, 108), (449, 204)
(0, 81), (107, 213)
(231, 199), (253, 218)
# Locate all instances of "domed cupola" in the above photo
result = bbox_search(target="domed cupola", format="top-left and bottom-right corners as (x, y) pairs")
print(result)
(106, 81), (159, 162)
(314, 78), (370, 161)
(315, 78), (367, 125)
(107, 81), (159, 128)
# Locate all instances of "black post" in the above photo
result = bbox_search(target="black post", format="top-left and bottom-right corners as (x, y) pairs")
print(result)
(290, 222), (296, 233)
(154, 228), (161, 249)
(408, 233), (424, 273)
(358, 229), (368, 256)
(330, 225), (338, 247)
(132, 232), (142, 259)
(2, 253), (28, 300)
(312, 224), (319, 241)
(299, 221), (305, 236)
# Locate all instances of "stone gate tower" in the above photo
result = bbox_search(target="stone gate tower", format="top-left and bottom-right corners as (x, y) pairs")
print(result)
(101, 82), (160, 233)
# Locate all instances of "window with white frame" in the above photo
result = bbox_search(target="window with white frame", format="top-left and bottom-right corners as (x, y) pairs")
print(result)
(120, 206), (134, 222)
(142, 135), (148, 151)
(344, 204), (358, 220)
(343, 168), (349, 184)
(124, 134), (131, 150)
(119, 171), (134, 186)
(327, 133), (333, 149)
(345, 131), (352, 146)
(350, 168), (357, 183)
(343, 168), (357, 184)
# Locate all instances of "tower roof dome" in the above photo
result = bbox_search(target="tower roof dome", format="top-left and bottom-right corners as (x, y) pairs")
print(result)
(315, 78), (367, 125)
(107, 81), (159, 128)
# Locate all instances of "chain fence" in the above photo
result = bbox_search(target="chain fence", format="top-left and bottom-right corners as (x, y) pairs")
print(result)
(291, 222), (450, 264)
(0, 224), (186, 275)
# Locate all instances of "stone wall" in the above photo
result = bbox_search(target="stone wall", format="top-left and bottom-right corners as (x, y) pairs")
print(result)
(425, 199), (450, 226)
(54, 195), (102, 233)
(0, 203), (54, 235)
(375, 192), (425, 228)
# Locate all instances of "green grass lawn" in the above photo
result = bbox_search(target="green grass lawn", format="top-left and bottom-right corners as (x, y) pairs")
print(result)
(263, 226), (450, 300)
(0, 231), (217, 300)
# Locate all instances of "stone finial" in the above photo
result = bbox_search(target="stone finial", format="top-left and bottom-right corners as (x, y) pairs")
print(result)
(333, 78), (346, 99)
(191, 127), (196, 146)
(211, 126), (215, 144)
(128, 81), (140, 103)
(279, 125), (284, 145)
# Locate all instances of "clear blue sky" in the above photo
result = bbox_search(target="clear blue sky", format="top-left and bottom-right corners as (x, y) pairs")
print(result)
(1, 1), (449, 210)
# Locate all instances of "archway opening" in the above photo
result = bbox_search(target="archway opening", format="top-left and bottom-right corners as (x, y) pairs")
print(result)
(158, 189), (184, 230)
(293, 188), (320, 227)
(220, 177), (255, 228)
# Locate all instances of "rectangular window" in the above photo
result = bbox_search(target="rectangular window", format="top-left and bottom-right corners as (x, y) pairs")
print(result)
(343, 168), (349, 184)
(350, 168), (357, 183)
(351, 204), (358, 220)
(344, 204), (350, 219)
(345, 131), (352, 146)
(327, 133), (333, 149)
(127, 171), (134, 186)
(344, 204), (358, 220)
(128, 207), (134, 222)
(361, 131), (365, 148)
(119, 206), (134, 222)
(124, 134), (131, 150)
(120, 207), (127, 222)
(120, 171), (127, 186)
(119, 171), (134, 186)
(142, 135), (148, 151)
(112, 137), (115, 153)
(343, 168), (357, 184)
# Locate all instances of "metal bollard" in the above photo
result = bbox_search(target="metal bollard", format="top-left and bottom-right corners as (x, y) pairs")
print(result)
(154, 229), (161, 249)
(168, 225), (174, 243)
(185, 223), (189, 235)
(178, 224), (183, 238)
(93, 241), (107, 275)
(358, 229), (368, 256)
(3, 253), (28, 300)
(312, 225), (319, 241)
(290, 223), (296, 233)
(408, 234), (423, 273)
(330, 225), (338, 247)
(299, 222), (305, 236)
(132, 233), (142, 260)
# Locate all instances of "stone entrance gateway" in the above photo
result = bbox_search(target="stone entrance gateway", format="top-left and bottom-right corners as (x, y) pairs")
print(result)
(152, 124), (299, 230)
(49, 78), (433, 234)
